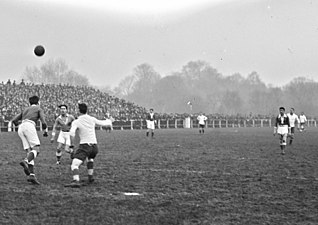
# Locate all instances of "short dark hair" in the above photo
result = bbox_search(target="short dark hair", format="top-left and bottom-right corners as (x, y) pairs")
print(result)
(78, 103), (87, 114)
(59, 104), (67, 109)
(290, 107), (295, 111)
(279, 107), (285, 111)
(29, 96), (39, 105)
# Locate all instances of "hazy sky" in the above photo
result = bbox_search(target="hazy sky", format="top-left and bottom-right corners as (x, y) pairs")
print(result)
(1, 0), (317, 87)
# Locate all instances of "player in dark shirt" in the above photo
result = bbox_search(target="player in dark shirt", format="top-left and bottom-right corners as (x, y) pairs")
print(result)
(11, 95), (48, 184)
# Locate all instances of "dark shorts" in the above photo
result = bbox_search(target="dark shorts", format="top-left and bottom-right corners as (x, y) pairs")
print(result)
(290, 127), (295, 134)
(74, 144), (98, 161)
(199, 124), (205, 128)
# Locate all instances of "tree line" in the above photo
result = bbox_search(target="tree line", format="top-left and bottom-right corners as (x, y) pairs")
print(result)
(22, 58), (318, 117)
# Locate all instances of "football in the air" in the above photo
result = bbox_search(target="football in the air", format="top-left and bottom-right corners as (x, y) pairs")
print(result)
(34, 45), (45, 57)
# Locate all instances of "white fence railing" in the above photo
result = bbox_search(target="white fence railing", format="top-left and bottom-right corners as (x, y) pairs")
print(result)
(2, 118), (317, 132)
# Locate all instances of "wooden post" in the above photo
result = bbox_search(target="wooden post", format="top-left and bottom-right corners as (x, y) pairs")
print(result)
(130, 120), (134, 130)
(261, 119), (263, 127)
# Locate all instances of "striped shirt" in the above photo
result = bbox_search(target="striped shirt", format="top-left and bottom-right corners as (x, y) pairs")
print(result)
(275, 114), (290, 127)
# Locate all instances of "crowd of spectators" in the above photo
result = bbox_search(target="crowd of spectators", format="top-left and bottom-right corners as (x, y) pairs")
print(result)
(0, 79), (147, 125)
(0, 79), (277, 126)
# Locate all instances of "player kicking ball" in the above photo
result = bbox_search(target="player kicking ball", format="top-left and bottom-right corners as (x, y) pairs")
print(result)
(50, 104), (75, 164)
(273, 107), (291, 155)
(64, 103), (110, 188)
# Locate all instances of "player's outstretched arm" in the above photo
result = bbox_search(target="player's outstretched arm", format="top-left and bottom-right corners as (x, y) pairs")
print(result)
(94, 117), (112, 127)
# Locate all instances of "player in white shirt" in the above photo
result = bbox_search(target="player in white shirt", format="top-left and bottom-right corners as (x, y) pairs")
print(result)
(287, 108), (300, 145)
(65, 103), (109, 188)
(197, 112), (207, 134)
(104, 112), (114, 133)
(299, 112), (307, 132)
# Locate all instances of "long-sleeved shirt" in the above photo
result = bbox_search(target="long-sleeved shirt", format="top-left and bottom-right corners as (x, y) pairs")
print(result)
(52, 114), (75, 132)
(287, 113), (300, 128)
(11, 104), (47, 129)
(299, 115), (307, 123)
(197, 115), (207, 125)
(70, 114), (109, 144)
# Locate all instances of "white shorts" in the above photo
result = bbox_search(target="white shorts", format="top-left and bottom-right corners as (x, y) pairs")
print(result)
(277, 126), (288, 135)
(18, 120), (40, 150)
(147, 120), (155, 130)
(57, 131), (71, 146)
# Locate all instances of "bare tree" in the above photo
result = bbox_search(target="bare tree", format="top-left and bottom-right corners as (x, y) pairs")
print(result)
(22, 58), (89, 86)
(113, 75), (136, 98)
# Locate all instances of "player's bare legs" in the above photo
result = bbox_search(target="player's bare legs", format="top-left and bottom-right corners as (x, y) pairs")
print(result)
(20, 145), (41, 184)
(55, 143), (63, 164)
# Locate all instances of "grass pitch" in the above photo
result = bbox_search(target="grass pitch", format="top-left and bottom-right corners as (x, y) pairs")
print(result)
(1, 128), (317, 225)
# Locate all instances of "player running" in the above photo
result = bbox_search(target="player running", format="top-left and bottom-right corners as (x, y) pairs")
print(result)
(299, 112), (307, 132)
(197, 112), (207, 134)
(51, 104), (75, 164)
(273, 107), (291, 155)
(11, 95), (48, 185)
(287, 107), (300, 145)
(64, 103), (110, 188)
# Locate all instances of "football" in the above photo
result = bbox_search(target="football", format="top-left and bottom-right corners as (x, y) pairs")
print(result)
(34, 45), (45, 57)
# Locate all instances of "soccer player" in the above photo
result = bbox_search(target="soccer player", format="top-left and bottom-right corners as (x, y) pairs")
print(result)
(64, 103), (110, 188)
(197, 112), (207, 134)
(104, 112), (114, 133)
(11, 95), (48, 185)
(287, 108), (300, 145)
(299, 112), (307, 132)
(50, 104), (75, 164)
(273, 107), (291, 155)
(146, 108), (156, 138)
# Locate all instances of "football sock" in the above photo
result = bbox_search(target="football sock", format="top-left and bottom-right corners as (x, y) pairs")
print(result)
(87, 161), (93, 173)
(27, 150), (37, 162)
(73, 170), (80, 181)
(146, 132), (149, 137)
(151, 132), (154, 137)
(56, 151), (62, 162)
(28, 164), (34, 174)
